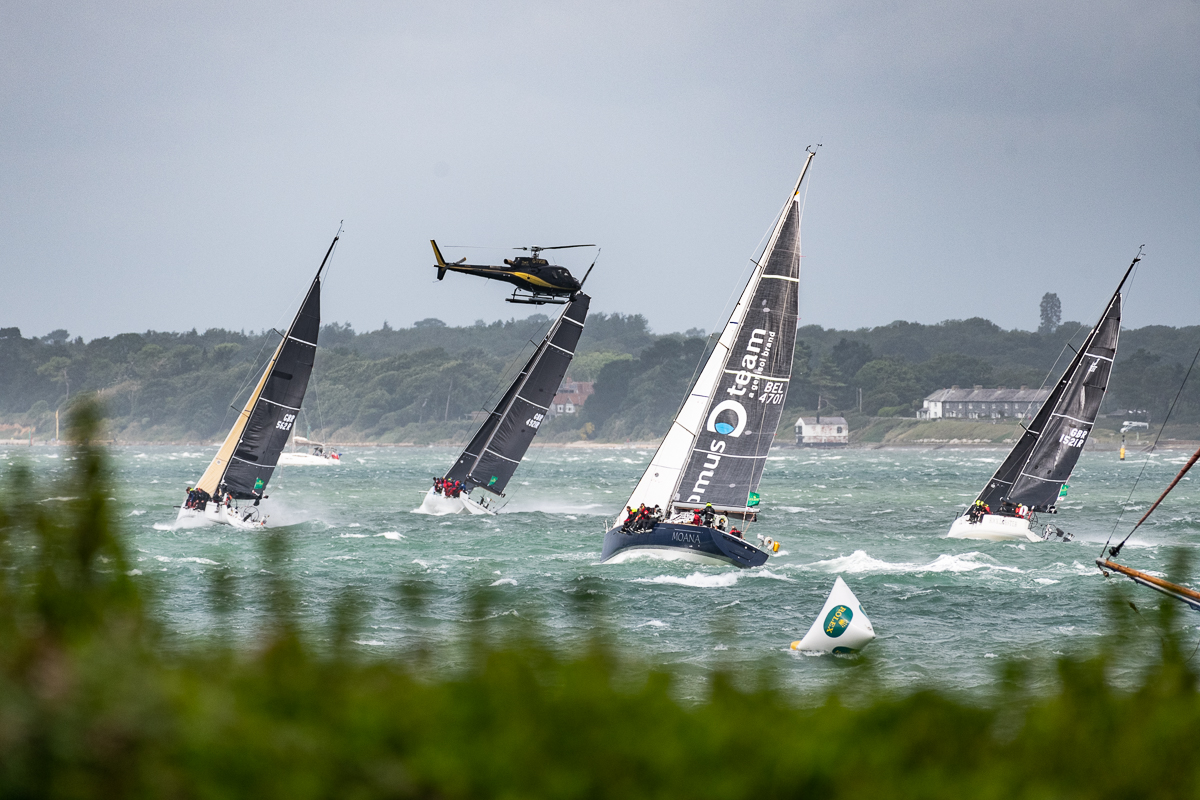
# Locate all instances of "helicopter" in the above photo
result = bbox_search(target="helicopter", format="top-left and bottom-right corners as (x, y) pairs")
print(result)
(431, 240), (597, 305)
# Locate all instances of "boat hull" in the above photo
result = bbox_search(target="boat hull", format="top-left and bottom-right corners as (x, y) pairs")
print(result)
(415, 488), (495, 516)
(175, 502), (266, 530)
(601, 522), (769, 568)
(277, 453), (340, 466)
(947, 513), (1041, 542)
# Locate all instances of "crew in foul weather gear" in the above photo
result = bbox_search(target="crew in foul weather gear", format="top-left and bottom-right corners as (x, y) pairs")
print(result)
(701, 503), (716, 527)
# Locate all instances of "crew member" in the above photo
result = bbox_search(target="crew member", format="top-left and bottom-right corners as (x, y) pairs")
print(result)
(622, 506), (636, 531)
(701, 503), (716, 527)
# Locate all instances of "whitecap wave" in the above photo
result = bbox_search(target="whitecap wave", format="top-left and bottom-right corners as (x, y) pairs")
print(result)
(748, 569), (793, 581)
(801, 549), (1022, 575)
(377, 531), (404, 540)
(490, 578), (518, 586)
(636, 572), (740, 588)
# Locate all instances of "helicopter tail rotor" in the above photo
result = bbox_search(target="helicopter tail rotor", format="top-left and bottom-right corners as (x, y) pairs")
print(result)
(430, 240), (449, 280)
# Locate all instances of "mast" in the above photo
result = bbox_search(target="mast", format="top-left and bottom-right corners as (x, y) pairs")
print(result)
(975, 254), (1137, 512)
(623, 150), (815, 516)
(444, 293), (590, 496)
(195, 232), (338, 498)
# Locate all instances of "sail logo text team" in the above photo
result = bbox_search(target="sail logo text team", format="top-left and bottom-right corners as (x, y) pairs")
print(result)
(686, 327), (776, 504)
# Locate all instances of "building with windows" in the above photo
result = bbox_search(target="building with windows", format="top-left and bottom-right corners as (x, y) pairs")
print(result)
(918, 385), (1050, 420)
(546, 378), (595, 417)
(795, 416), (849, 446)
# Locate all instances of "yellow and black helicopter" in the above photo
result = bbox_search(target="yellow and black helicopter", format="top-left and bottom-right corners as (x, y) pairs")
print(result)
(431, 240), (597, 305)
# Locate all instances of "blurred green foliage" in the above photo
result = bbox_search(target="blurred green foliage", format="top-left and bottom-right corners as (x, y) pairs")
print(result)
(3, 402), (1200, 797)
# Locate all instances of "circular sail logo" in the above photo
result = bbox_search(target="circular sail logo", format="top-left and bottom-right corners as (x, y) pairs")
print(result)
(706, 400), (747, 438)
(823, 605), (853, 638)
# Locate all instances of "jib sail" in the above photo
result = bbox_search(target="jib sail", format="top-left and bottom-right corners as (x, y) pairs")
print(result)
(623, 150), (814, 517)
(444, 293), (590, 496)
(195, 234), (336, 500)
(976, 258), (1134, 513)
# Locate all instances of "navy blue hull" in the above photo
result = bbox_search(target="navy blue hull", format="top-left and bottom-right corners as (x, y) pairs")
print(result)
(601, 522), (769, 569)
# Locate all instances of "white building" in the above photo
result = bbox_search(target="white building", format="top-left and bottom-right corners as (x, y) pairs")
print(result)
(795, 416), (849, 446)
(918, 385), (1050, 420)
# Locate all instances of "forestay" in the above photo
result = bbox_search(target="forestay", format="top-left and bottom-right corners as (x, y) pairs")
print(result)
(624, 152), (813, 517)
(976, 261), (1132, 513)
(444, 293), (590, 496)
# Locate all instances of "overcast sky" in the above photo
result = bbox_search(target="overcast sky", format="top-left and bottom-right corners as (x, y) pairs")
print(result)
(2, 1), (1197, 341)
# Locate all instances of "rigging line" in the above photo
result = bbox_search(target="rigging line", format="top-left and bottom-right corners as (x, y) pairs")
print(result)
(221, 329), (281, 432)
(1103, 335), (1200, 558)
(665, 172), (801, 467)
(984, 322), (1088, 477)
(447, 317), (552, 453)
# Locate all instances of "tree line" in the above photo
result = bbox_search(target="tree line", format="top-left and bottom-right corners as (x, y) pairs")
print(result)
(1, 307), (1198, 444)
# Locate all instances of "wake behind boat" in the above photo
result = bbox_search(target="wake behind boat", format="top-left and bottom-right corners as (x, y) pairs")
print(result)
(947, 253), (1138, 542)
(601, 149), (816, 568)
(176, 232), (338, 528)
(415, 293), (591, 516)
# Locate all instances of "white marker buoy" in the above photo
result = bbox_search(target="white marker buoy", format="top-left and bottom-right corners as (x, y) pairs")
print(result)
(791, 576), (875, 654)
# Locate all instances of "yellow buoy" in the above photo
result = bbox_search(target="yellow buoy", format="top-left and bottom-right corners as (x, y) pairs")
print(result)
(1120, 445), (1126, 461)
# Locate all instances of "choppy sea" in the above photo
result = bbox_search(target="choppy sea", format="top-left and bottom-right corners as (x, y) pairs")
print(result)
(6, 444), (1199, 696)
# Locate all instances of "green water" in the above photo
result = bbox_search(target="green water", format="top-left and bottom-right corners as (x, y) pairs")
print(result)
(6, 444), (1198, 694)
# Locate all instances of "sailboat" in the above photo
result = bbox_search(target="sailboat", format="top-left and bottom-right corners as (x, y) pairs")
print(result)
(947, 254), (1139, 542)
(600, 149), (816, 568)
(177, 232), (338, 528)
(416, 293), (591, 515)
(277, 435), (341, 466)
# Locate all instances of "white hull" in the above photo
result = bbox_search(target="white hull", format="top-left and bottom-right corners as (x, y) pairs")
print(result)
(175, 502), (266, 530)
(414, 488), (496, 516)
(947, 513), (1041, 542)
(277, 452), (340, 466)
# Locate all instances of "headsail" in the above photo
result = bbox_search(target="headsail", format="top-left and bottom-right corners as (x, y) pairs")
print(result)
(443, 293), (590, 496)
(195, 234), (337, 500)
(623, 151), (814, 517)
(976, 258), (1135, 513)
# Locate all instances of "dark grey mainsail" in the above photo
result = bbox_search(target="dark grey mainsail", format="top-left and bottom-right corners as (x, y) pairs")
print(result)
(672, 202), (801, 513)
(197, 234), (336, 500)
(621, 149), (815, 519)
(444, 293), (590, 495)
(976, 260), (1134, 513)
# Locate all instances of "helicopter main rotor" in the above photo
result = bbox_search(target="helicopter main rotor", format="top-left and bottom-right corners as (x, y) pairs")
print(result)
(515, 244), (595, 259)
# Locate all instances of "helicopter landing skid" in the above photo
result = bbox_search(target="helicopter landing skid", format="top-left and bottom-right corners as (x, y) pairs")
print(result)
(506, 290), (568, 305)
